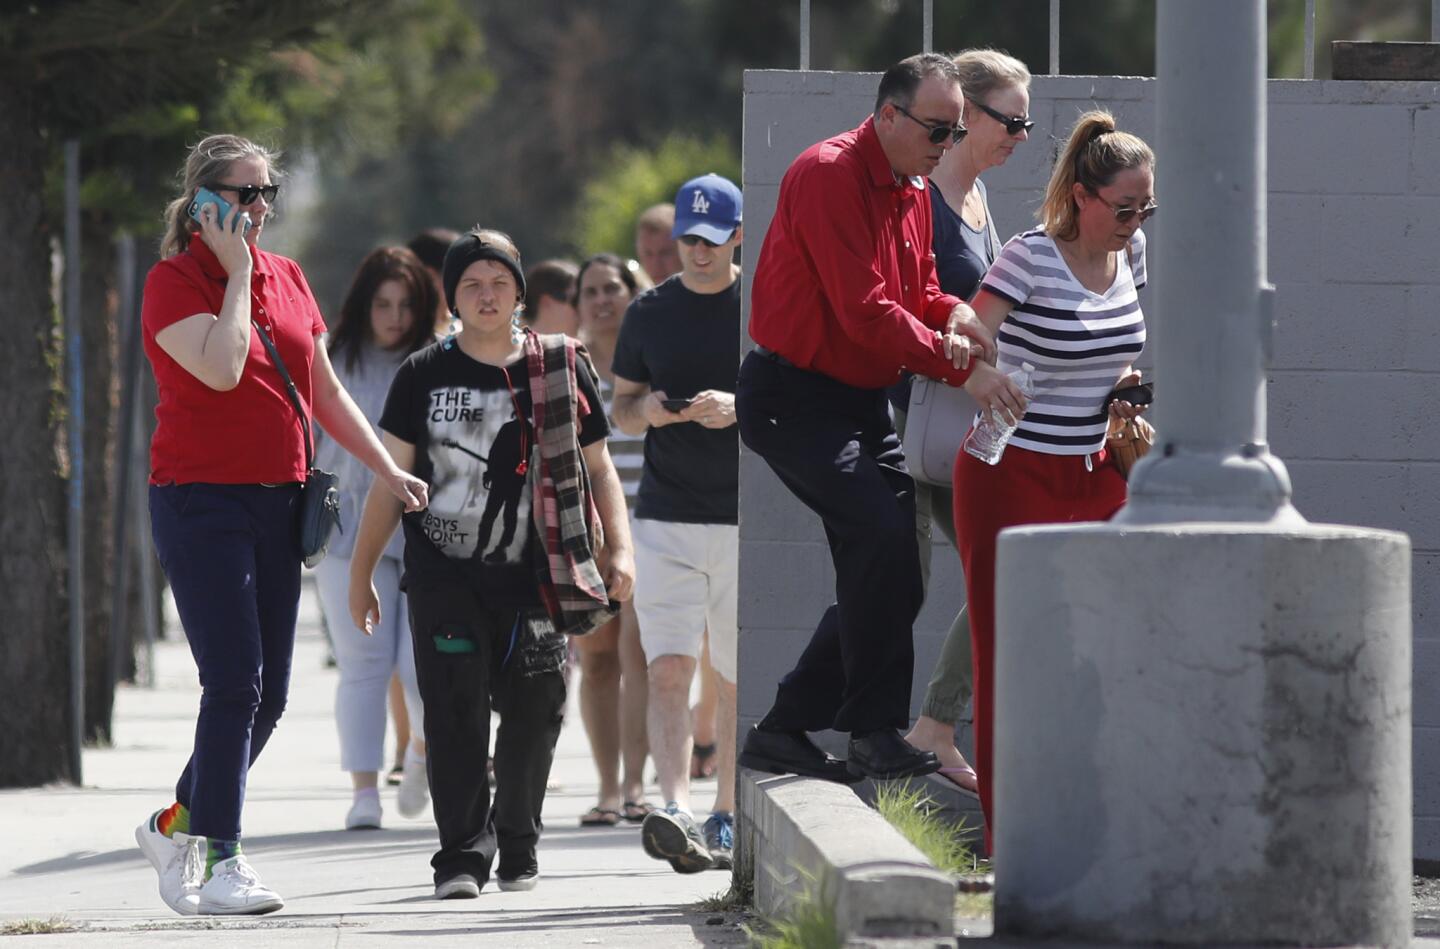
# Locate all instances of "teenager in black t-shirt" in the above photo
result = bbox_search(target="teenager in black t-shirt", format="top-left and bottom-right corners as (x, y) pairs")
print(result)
(347, 230), (632, 900)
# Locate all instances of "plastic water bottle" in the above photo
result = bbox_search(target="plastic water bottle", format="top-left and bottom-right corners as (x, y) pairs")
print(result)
(962, 362), (1037, 465)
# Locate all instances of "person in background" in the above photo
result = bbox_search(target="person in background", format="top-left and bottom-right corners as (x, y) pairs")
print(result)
(313, 246), (438, 830)
(136, 133), (428, 916)
(408, 227), (461, 338)
(735, 54), (990, 785)
(897, 48), (1033, 796)
(349, 229), (634, 898)
(955, 110), (1153, 848)
(523, 258), (580, 336)
(634, 203), (682, 284)
(612, 174), (744, 874)
(573, 252), (653, 827)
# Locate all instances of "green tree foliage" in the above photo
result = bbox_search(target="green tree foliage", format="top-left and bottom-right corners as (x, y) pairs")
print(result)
(573, 134), (740, 257)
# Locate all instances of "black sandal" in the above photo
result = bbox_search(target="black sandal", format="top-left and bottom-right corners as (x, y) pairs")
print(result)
(690, 742), (718, 780)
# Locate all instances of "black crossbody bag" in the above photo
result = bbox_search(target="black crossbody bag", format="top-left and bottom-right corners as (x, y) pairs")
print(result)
(252, 321), (341, 568)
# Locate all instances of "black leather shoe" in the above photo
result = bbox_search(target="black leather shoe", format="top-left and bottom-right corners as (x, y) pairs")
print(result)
(738, 725), (861, 784)
(846, 728), (941, 780)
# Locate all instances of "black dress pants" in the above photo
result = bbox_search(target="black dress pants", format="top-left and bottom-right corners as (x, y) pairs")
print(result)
(408, 584), (568, 886)
(736, 351), (925, 735)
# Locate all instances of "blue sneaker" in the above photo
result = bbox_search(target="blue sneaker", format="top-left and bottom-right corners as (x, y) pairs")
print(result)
(702, 812), (734, 871)
(641, 804), (715, 874)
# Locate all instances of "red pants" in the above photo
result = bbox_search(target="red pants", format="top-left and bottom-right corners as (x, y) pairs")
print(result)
(951, 445), (1127, 852)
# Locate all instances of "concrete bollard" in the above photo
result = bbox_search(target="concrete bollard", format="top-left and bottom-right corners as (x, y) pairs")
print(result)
(992, 522), (1411, 947)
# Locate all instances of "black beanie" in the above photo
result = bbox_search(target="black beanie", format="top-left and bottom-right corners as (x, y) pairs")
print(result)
(441, 232), (527, 314)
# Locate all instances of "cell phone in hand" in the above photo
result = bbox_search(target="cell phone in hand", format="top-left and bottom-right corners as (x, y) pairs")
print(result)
(187, 186), (251, 234)
(661, 397), (693, 412)
(1106, 382), (1154, 407)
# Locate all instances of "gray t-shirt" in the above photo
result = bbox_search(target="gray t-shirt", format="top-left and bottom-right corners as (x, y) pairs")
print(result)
(315, 338), (412, 562)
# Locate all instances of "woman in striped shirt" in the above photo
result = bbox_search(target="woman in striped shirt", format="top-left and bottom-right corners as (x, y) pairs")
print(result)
(953, 110), (1155, 846)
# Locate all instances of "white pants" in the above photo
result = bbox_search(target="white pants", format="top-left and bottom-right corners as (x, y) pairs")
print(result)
(631, 519), (739, 684)
(314, 554), (423, 772)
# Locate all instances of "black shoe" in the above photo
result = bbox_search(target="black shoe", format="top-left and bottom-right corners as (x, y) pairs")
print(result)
(641, 806), (715, 874)
(846, 728), (941, 780)
(497, 852), (539, 892)
(738, 725), (862, 784)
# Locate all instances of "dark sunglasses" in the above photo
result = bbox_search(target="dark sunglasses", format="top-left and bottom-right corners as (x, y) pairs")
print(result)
(968, 99), (1035, 136)
(209, 183), (279, 206)
(678, 234), (722, 248)
(1088, 188), (1158, 223)
(893, 104), (967, 145)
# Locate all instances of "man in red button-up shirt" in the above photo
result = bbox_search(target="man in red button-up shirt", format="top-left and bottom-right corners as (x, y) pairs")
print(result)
(737, 54), (1008, 785)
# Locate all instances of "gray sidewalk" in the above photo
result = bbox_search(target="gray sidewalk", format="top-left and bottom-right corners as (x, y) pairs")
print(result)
(0, 579), (747, 946)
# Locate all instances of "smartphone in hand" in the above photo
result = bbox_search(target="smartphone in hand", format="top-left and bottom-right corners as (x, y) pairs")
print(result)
(188, 187), (251, 234)
(661, 397), (693, 412)
(1106, 382), (1154, 407)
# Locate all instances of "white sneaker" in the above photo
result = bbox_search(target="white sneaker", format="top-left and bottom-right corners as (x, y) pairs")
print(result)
(134, 811), (201, 915)
(196, 854), (284, 915)
(345, 794), (383, 830)
(396, 749), (430, 819)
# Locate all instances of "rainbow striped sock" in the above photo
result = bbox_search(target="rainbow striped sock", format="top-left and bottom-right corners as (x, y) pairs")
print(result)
(155, 802), (189, 838)
(204, 837), (242, 879)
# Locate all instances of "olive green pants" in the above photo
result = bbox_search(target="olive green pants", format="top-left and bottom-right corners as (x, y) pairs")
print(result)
(896, 406), (973, 725)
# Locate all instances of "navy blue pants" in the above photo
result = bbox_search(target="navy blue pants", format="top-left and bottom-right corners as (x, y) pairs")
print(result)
(735, 351), (925, 735)
(150, 482), (302, 841)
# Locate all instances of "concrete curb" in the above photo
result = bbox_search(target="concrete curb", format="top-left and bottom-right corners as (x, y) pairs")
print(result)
(737, 769), (954, 943)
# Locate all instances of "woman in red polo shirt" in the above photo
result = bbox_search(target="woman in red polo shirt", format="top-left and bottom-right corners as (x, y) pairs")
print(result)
(133, 134), (428, 918)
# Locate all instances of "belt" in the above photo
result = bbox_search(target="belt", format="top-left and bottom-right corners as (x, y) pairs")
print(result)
(753, 345), (796, 369)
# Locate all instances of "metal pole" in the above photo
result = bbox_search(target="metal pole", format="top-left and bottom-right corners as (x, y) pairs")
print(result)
(1050, 0), (1060, 74)
(1304, 0), (1316, 78)
(923, 0), (933, 53)
(134, 397), (159, 690)
(1433, 0), (1438, 41)
(1124, 0), (1294, 524)
(64, 139), (85, 783)
(799, 0), (810, 70)
(108, 234), (138, 691)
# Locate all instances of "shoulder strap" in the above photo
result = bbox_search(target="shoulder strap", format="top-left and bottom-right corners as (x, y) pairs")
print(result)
(252, 320), (314, 470)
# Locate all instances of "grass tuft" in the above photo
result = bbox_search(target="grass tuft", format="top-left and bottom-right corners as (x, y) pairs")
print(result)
(745, 894), (840, 949)
(1, 916), (76, 935)
(697, 877), (753, 913)
(873, 779), (981, 876)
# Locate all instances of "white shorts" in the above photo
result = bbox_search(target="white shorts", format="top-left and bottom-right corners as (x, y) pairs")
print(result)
(631, 519), (738, 684)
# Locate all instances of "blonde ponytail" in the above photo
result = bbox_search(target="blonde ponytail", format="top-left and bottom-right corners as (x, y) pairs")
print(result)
(1039, 110), (1153, 241)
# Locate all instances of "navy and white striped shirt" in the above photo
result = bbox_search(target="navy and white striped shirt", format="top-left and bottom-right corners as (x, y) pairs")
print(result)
(978, 228), (1147, 455)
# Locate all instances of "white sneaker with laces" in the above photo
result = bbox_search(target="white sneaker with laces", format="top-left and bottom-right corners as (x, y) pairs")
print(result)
(196, 854), (284, 915)
(134, 811), (202, 915)
(345, 793), (383, 830)
(396, 748), (430, 819)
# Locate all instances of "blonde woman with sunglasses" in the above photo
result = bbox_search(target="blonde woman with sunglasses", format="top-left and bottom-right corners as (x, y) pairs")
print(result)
(951, 110), (1155, 851)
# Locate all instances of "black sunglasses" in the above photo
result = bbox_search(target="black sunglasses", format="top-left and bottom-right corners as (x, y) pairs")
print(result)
(893, 104), (967, 145)
(678, 234), (722, 248)
(968, 99), (1035, 136)
(210, 183), (279, 206)
(1088, 188), (1159, 223)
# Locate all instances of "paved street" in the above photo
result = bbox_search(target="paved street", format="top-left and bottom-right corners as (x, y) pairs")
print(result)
(0, 579), (748, 946)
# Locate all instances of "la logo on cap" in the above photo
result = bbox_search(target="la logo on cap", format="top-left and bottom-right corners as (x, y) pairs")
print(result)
(691, 189), (710, 215)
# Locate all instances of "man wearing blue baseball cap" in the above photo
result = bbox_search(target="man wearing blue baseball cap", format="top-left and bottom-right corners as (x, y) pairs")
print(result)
(611, 173), (743, 875)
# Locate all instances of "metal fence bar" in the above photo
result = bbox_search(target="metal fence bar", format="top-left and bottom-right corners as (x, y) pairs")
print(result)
(1050, 0), (1061, 75)
(799, 0), (810, 70)
(64, 138), (84, 784)
(923, 0), (933, 53)
(1304, 0), (1316, 78)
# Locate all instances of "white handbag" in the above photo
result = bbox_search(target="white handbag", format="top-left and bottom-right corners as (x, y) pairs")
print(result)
(902, 376), (981, 487)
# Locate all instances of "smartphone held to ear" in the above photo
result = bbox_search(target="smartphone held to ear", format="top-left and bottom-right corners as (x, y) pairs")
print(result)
(188, 187), (252, 234)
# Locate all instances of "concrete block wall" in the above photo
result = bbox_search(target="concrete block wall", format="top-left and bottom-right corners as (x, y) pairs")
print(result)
(738, 70), (1440, 856)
